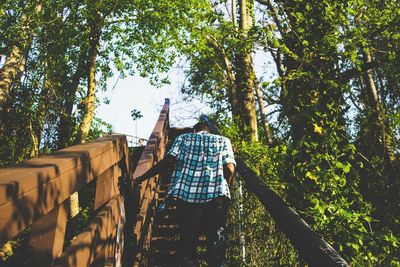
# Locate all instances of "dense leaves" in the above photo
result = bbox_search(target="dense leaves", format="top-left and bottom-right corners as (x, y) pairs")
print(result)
(186, 0), (400, 265)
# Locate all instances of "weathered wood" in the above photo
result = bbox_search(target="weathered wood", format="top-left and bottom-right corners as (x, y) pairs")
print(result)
(133, 154), (154, 203)
(94, 164), (119, 210)
(0, 135), (126, 205)
(130, 99), (170, 266)
(54, 195), (124, 267)
(28, 201), (68, 266)
(0, 135), (128, 246)
(91, 224), (118, 267)
(134, 178), (158, 247)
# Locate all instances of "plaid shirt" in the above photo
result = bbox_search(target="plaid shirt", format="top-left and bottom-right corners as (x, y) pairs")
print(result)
(166, 131), (236, 203)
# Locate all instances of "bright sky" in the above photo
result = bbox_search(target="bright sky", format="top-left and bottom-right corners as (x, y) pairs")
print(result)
(96, 50), (276, 144)
(96, 67), (211, 144)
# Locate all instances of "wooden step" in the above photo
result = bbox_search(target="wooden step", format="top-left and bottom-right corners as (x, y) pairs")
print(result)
(152, 224), (180, 237)
(148, 247), (208, 267)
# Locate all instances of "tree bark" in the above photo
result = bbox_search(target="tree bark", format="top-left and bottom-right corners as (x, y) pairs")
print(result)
(206, 36), (240, 121)
(0, 3), (42, 112)
(362, 50), (396, 164)
(236, 0), (258, 142)
(30, 63), (53, 157)
(232, 0), (238, 26)
(75, 21), (101, 144)
(254, 80), (273, 146)
(0, 46), (25, 112)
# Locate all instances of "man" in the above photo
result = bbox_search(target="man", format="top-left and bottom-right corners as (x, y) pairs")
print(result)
(133, 121), (236, 267)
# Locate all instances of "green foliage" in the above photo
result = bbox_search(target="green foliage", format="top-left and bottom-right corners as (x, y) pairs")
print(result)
(131, 109), (143, 121)
(86, 117), (113, 141)
(1, 0), (211, 164)
(211, 107), (399, 265)
(213, 117), (302, 266)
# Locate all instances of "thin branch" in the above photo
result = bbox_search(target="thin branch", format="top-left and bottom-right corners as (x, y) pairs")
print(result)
(255, 0), (283, 31)
(347, 92), (363, 113)
(339, 61), (379, 83)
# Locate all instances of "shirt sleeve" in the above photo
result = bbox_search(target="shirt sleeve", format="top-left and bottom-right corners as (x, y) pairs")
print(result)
(167, 134), (184, 158)
(222, 137), (236, 165)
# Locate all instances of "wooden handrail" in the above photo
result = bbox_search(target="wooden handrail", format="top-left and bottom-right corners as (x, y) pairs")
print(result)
(0, 134), (130, 266)
(128, 98), (170, 266)
(200, 115), (350, 267)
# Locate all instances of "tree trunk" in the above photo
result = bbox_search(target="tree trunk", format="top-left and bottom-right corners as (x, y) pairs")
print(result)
(58, 51), (87, 148)
(236, 0), (258, 142)
(254, 80), (273, 146)
(362, 50), (396, 164)
(206, 36), (240, 122)
(0, 46), (25, 113)
(232, 0), (237, 25)
(0, 3), (42, 112)
(75, 23), (101, 144)
(31, 64), (53, 157)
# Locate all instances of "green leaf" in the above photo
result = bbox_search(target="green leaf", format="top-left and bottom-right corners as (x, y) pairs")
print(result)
(306, 171), (318, 181)
(343, 163), (351, 174)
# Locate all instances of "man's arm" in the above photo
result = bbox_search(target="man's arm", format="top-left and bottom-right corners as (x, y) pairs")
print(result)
(132, 155), (178, 186)
(224, 163), (235, 186)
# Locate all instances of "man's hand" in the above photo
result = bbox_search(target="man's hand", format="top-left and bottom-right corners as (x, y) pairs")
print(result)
(130, 155), (178, 188)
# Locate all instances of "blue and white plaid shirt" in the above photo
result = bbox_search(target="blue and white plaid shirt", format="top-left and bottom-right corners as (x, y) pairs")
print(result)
(166, 131), (236, 203)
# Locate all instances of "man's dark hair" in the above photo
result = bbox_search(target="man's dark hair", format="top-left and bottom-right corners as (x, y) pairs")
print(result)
(193, 122), (210, 132)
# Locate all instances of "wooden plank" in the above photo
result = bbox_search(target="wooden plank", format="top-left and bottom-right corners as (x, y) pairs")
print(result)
(54, 195), (123, 267)
(28, 201), (68, 266)
(94, 164), (118, 210)
(133, 183), (157, 246)
(104, 224), (117, 267)
(0, 137), (127, 245)
(90, 225), (117, 267)
(0, 135), (127, 206)
(120, 136), (130, 177)
(132, 154), (153, 202)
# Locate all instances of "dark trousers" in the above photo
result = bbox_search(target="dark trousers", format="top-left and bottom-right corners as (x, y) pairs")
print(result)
(176, 197), (229, 267)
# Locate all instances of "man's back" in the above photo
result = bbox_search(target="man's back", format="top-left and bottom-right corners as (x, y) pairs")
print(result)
(167, 131), (236, 203)
(132, 123), (236, 266)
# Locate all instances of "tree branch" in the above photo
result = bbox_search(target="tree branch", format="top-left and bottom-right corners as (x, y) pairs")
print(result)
(339, 60), (379, 83)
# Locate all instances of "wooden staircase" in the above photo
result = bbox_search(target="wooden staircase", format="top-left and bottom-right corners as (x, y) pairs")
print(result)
(146, 127), (191, 266)
(147, 176), (180, 266)
(143, 126), (211, 267)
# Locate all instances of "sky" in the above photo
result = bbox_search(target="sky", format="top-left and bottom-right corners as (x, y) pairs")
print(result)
(96, 50), (276, 146)
(96, 67), (211, 145)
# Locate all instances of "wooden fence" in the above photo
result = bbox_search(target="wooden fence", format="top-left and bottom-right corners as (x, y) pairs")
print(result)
(0, 135), (130, 266)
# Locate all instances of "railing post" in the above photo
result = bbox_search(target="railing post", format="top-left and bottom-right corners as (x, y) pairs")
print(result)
(28, 202), (68, 266)
(94, 164), (119, 210)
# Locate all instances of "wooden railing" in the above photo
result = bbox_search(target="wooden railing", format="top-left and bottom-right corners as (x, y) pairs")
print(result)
(127, 98), (170, 267)
(200, 115), (350, 267)
(0, 135), (130, 266)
